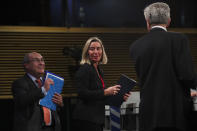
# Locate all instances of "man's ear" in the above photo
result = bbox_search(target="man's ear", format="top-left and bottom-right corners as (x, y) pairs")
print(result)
(24, 63), (28, 70)
(146, 19), (151, 31)
(166, 18), (171, 28)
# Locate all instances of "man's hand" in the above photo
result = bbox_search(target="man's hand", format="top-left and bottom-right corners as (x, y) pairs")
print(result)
(52, 93), (64, 107)
(44, 78), (54, 92)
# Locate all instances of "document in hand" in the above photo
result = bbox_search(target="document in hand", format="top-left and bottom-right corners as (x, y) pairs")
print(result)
(108, 74), (137, 107)
(40, 71), (64, 111)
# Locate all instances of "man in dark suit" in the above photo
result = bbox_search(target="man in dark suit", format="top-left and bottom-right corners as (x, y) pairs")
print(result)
(130, 2), (197, 131)
(12, 52), (63, 131)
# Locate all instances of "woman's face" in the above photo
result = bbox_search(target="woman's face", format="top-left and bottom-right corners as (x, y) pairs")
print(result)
(88, 41), (103, 64)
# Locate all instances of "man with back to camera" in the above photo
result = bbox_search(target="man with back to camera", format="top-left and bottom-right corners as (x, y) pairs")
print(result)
(12, 52), (63, 131)
(130, 2), (197, 131)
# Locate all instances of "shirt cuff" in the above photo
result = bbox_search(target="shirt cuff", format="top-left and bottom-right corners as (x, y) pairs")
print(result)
(41, 86), (47, 96)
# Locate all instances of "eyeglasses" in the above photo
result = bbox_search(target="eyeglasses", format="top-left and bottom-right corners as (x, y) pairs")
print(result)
(29, 58), (44, 63)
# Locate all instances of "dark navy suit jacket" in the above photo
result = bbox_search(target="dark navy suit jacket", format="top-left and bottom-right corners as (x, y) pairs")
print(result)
(130, 28), (197, 131)
(12, 73), (61, 131)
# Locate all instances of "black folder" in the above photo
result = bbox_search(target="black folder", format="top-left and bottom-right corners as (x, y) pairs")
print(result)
(108, 74), (137, 107)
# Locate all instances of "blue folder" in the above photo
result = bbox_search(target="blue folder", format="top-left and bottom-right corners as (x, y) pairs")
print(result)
(40, 71), (64, 111)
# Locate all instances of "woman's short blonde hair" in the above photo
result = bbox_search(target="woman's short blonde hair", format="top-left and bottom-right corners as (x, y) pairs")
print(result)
(80, 37), (108, 65)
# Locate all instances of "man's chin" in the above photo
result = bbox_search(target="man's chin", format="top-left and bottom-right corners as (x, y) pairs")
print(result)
(38, 70), (45, 75)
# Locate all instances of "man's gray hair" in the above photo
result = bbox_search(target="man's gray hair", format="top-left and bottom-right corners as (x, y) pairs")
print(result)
(144, 2), (170, 25)
(23, 53), (30, 64)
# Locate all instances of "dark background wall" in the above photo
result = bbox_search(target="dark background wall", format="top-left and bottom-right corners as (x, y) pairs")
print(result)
(0, 0), (196, 27)
(0, 27), (197, 131)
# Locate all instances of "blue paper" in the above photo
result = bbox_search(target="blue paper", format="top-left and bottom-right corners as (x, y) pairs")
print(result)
(40, 72), (64, 111)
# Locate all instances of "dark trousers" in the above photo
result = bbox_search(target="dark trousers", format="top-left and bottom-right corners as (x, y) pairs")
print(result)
(42, 127), (54, 131)
(190, 111), (197, 130)
(72, 120), (103, 131)
(152, 127), (182, 131)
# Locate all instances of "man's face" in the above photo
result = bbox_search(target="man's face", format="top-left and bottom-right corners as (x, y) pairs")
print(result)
(24, 52), (45, 78)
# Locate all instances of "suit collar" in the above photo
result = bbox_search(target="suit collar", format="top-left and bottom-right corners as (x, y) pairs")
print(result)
(150, 27), (166, 33)
(24, 73), (38, 88)
(89, 63), (105, 88)
(151, 26), (167, 32)
(27, 73), (43, 86)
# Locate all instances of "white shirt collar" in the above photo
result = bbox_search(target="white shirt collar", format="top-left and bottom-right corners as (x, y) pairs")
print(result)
(151, 25), (167, 31)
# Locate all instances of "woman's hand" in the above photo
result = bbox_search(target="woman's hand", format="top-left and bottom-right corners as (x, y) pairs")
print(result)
(104, 85), (121, 96)
(191, 91), (197, 97)
(123, 91), (132, 101)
